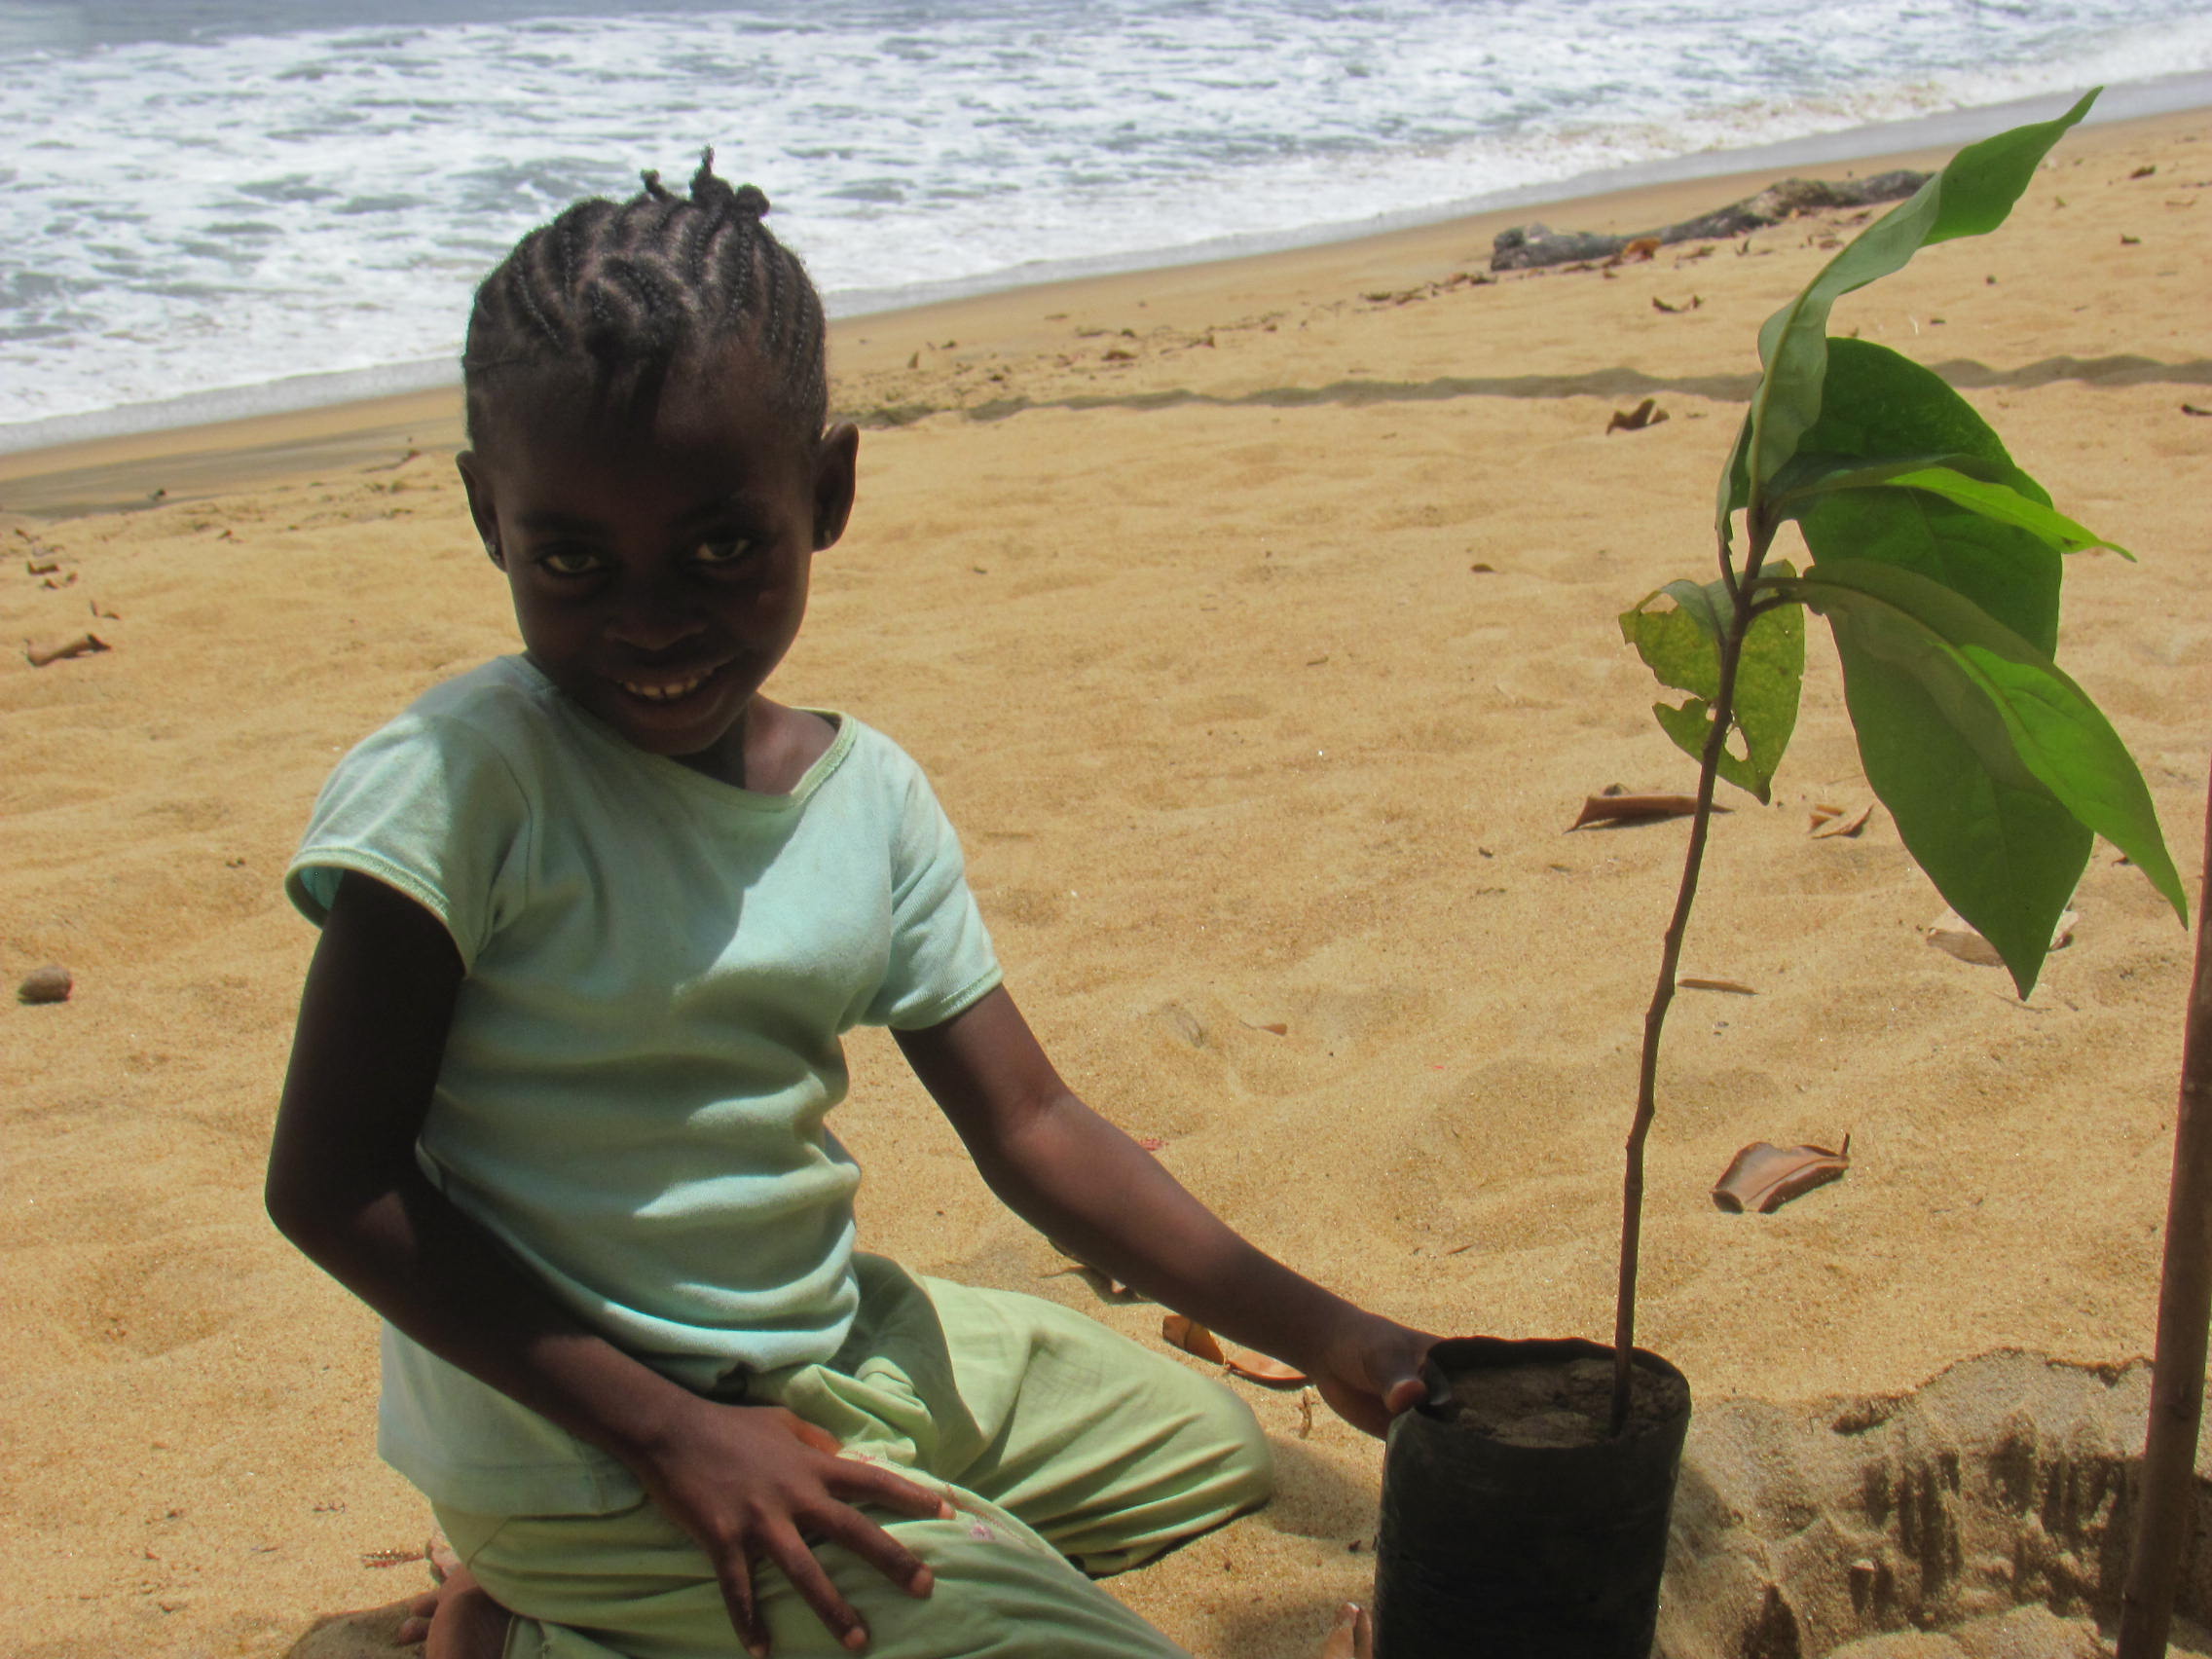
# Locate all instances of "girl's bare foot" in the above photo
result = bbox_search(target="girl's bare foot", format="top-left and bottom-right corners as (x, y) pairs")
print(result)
(396, 1542), (511, 1659)
(1318, 1603), (1374, 1659)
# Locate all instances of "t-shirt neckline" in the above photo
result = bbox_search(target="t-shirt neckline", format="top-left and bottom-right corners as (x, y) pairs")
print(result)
(505, 654), (853, 812)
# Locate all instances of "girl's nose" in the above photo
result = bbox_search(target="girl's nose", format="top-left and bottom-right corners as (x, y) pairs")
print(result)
(605, 586), (706, 653)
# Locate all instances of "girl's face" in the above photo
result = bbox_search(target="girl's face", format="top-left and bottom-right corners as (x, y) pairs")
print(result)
(458, 344), (858, 785)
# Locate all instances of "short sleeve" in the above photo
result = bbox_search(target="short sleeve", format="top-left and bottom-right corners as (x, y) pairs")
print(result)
(864, 762), (1001, 1030)
(285, 715), (532, 971)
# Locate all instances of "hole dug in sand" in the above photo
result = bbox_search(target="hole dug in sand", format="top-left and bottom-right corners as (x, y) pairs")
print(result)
(1659, 1350), (2212, 1659)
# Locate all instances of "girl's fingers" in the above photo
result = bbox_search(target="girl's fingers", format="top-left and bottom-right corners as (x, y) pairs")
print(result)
(761, 1526), (871, 1653)
(396, 1587), (436, 1645)
(1320, 1602), (1375, 1659)
(815, 1504), (937, 1599)
(1382, 1372), (1430, 1417)
(832, 1459), (957, 1523)
(714, 1546), (769, 1659)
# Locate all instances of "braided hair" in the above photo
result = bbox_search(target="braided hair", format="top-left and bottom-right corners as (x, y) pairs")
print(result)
(462, 151), (827, 450)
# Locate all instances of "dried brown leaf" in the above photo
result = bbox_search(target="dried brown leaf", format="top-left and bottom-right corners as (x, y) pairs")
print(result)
(24, 632), (109, 667)
(1223, 1345), (1309, 1386)
(1162, 1313), (1226, 1364)
(1605, 397), (1669, 433)
(1713, 1135), (1851, 1213)
(1678, 977), (1756, 995)
(1161, 1314), (1309, 1386)
(1811, 802), (1875, 839)
(1568, 793), (1718, 830)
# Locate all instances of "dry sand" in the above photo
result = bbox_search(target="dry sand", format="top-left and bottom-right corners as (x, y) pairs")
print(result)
(4, 108), (2209, 1659)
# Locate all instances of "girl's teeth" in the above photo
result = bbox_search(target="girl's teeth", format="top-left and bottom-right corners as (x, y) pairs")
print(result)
(623, 675), (707, 702)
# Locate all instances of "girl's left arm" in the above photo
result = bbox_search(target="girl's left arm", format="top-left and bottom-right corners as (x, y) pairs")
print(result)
(895, 986), (1437, 1435)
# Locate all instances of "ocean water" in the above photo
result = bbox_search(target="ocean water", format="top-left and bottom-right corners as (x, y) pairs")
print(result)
(2, 0), (2209, 447)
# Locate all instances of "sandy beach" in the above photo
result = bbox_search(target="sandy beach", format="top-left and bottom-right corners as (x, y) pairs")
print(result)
(4, 105), (2209, 1658)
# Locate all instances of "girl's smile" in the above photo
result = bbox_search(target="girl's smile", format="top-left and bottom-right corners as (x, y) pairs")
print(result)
(457, 342), (859, 789)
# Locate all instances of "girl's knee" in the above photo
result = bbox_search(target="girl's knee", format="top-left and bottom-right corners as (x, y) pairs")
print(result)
(1203, 1384), (1275, 1512)
(1156, 1360), (1274, 1507)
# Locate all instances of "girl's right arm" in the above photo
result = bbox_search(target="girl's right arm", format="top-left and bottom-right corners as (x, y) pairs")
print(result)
(265, 870), (947, 1657)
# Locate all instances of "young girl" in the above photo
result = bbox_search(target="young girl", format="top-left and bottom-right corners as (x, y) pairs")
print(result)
(266, 155), (1429, 1659)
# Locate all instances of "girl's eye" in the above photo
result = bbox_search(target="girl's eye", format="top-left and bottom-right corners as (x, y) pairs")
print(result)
(537, 547), (604, 576)
(693, 537), (754, 567)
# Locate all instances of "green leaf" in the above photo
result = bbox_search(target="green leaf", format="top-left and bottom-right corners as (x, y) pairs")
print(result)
(1767, 450), (2009, 506)
(1619, 571), (1805, 801)
(1745, 90), (2097, 497)
(1882, 468), (2132, 560)
(1835, 645), (2091, 998)
(1716, 413), (1751, 551)
(1775, 558), (2186, 992)
(1786, 339), (2065, 654)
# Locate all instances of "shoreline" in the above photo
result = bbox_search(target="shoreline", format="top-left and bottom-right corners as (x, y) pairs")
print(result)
(4, 74), (2207, 492)
(8, 100), (2207, 522)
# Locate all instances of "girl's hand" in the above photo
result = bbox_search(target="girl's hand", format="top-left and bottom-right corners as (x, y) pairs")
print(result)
(628, 1396), (955, 1656)
(1300, 1309), (1441, 1438)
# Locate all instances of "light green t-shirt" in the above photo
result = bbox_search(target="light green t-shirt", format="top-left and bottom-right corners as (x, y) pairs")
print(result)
(286, 656), (1001, 1513)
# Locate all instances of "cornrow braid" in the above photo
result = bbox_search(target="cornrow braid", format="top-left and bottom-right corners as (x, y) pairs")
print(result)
(462, 149), (828, 448)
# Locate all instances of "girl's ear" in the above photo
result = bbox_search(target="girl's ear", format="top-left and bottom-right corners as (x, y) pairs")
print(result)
(810, 424), (861, 552)
(456, 451), (505, 567)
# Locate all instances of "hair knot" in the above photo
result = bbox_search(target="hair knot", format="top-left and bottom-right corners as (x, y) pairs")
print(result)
(685, 148), (770, 218)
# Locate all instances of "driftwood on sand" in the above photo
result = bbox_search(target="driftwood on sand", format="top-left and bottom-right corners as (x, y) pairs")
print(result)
(1491, 170), (1930, 272)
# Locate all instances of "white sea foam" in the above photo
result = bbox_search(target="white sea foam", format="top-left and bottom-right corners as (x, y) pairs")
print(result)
(2, 0), (2207, 447)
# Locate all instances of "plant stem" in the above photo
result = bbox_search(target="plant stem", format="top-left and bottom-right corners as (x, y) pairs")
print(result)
(1610, 528), (1761, 1434)
(2116, 759), (2212, 1659)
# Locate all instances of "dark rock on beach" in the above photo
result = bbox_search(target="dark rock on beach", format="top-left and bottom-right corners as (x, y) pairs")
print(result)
(1492, 170), (1930, 271)
(18, 965), (73, 1004)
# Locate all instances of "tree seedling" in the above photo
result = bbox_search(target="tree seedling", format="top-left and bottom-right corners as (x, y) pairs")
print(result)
(1608, 87), (2188, 1432)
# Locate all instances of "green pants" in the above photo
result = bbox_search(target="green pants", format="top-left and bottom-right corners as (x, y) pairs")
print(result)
(436, 1258), (1273, 1658)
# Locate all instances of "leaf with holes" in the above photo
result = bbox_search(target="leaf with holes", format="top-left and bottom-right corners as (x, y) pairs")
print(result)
(1619, 570), (1803, 801)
